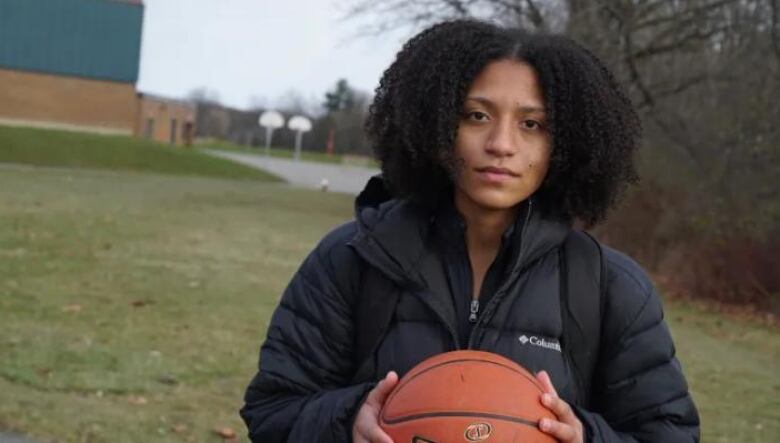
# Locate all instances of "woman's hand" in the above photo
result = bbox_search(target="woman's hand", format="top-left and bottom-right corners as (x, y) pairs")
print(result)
(536, 370), (584, 443)
(353, 371), (399, 443)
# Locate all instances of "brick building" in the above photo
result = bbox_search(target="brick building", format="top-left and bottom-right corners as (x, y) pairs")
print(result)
(0, 0), (195, 145)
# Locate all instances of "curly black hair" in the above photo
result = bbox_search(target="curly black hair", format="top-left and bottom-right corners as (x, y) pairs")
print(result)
(365, 20), (641, 226)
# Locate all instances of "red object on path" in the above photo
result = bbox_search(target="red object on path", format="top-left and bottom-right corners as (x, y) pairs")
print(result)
(326, 128), (335, 155)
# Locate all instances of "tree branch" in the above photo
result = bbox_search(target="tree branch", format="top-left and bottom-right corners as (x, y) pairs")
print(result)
(631, 25), (732, 60)
(524, 0), (546, 29)
(605, 4), (705, 172)
(633, 0), (737, 31)
(772, 0), (780, 62)
(637, 73), (709, 107)
(442, 0), (470, 16)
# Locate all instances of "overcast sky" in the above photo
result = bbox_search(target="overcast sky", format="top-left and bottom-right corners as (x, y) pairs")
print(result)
(135, 0), (410, 111)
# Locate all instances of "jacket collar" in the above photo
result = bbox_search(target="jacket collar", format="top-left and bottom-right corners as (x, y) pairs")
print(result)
(349, 175), (571, 289)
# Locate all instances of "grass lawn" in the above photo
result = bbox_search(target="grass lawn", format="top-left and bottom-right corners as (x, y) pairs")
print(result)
(0, 166), (778, 442)
(667, 301), (779, 442)
(0, 126), (281, 182)
(0, 166), (352, 443)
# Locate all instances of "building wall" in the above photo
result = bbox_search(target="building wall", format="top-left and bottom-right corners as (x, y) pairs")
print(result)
(0, 67), (138, 134)
(137, 96), (196, 146)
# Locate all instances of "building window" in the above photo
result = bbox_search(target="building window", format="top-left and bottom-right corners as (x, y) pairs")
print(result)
(170, 118), (178, 144)
(145, 118), (154, 139)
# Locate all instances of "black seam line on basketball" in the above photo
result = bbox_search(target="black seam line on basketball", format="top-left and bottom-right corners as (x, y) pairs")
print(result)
(388, 358), (543, 404)
(382, 411), (539, 427)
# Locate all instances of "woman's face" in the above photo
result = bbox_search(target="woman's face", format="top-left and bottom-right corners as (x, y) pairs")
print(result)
(453, 59), (551, 214)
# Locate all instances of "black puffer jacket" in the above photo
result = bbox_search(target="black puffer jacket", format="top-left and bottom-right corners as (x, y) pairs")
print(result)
(241, 178), (700, 442)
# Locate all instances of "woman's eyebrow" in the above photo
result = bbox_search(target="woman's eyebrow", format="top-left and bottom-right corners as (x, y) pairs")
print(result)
(518, 105), (546, 114)
(464, 97), (545, 113)
(464, 96), (495, 107)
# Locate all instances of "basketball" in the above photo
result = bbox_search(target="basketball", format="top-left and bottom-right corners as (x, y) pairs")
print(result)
(379, 350), (557, 443)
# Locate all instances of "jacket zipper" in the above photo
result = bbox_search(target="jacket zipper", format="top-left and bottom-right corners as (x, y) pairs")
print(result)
(469, 299), (479, 323)
(467, 199), (533, 349)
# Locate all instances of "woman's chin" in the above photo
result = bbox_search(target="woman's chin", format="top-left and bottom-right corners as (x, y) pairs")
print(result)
(467, 190), (529, 212)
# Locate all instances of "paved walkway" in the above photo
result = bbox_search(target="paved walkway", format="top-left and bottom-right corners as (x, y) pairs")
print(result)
(0, 432), (40, 443)
(204, 149), (380, 195)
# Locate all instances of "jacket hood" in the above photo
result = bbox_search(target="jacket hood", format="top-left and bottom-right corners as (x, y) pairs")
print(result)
(351, 176), (433, 288)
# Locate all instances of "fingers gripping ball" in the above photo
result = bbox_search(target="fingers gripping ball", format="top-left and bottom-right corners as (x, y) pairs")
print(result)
(379, 350), (557, 443)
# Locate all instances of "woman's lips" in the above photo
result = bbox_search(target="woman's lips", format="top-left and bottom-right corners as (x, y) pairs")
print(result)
(475, 166), (518, 182)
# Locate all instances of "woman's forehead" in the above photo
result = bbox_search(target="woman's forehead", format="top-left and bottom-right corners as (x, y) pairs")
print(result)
(465, 59), (545, 109)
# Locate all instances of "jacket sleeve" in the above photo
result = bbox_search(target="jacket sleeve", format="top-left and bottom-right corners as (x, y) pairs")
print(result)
(240, 224), (373, 442)
(575, 247), (700, 443)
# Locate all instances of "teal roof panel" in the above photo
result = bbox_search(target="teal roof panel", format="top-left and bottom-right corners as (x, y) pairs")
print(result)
(0, 0), (144, 83)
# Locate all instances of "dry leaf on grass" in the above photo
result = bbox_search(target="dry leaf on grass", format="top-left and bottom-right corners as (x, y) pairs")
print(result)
(62, 304), (82, 313)
(156, 373), (178, 385)
(127, 395), (148, 405)
(171, 424), (188, 434)
(213, 427), (236, 439)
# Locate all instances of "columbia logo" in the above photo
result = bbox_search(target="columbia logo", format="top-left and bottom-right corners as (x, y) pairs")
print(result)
(518, 334), (562, 352)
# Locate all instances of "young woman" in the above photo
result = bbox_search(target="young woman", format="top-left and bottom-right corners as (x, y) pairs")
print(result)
(241, 20), (700, 443)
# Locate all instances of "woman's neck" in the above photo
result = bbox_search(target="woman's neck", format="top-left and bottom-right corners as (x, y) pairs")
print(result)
(454, 193), (518, 253)
(454, 192), (519, 298)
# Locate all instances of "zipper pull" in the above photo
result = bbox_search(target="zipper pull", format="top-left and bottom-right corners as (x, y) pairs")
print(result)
(469, 299), (480, 323)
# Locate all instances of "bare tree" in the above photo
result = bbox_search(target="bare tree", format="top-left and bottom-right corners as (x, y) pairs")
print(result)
(186, 86), (221, 105)
(275, 90), (325, 118)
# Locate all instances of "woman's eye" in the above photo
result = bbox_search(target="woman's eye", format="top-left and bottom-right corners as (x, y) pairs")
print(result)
(521, 119), (542, 130)
(466, 111), (489, 121)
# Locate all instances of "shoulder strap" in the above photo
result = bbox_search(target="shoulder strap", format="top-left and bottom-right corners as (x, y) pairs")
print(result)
(559, 230), (606, 409)
(351, 262), (400, 384)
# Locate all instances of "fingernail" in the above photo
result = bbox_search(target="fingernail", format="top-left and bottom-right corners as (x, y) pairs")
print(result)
(541, 393), (551, 404)
(540, 418), (550, 431)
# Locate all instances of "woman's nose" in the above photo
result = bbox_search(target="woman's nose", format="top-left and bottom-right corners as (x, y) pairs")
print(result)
(485, 120), (516, 157)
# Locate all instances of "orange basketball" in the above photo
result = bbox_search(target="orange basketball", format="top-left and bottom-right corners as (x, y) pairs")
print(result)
(379, 350), (557, 443)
